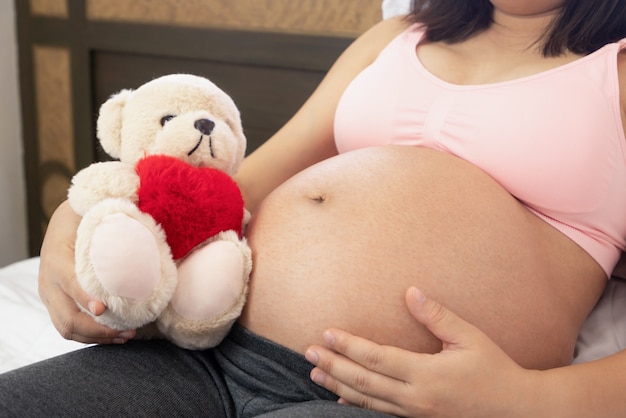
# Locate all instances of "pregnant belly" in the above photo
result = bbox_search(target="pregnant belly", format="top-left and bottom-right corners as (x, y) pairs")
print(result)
(238, 146), (604, 369)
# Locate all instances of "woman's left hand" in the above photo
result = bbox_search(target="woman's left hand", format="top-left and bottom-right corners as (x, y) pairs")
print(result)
(305, 287), (540, 418)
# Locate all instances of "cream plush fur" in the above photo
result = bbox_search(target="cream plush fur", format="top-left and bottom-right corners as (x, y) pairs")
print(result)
(68, 74), (252, 349)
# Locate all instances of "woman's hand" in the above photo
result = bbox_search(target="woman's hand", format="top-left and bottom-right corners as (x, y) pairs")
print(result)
(38, 200), (135, 344)
(305, 287), (540, 417)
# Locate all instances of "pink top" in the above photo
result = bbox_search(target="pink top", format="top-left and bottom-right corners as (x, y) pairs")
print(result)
(334, 25), (626, 277)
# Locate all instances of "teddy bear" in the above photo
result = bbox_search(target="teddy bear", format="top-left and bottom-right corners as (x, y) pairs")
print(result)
(67, 74), (252, 350)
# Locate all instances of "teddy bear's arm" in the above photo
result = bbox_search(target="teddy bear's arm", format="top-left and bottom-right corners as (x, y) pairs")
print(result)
(68, 161), (140, 215)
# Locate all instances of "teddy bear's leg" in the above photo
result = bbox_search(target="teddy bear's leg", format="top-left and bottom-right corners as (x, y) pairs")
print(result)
(75, 199), (178, 330)
(157, 230), (252, 349)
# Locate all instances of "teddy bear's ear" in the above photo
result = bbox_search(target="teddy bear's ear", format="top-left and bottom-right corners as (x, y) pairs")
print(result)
(96, 89), (132, 159)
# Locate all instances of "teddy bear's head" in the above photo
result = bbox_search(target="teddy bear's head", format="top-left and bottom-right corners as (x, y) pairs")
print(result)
(96, 74), (246, 175)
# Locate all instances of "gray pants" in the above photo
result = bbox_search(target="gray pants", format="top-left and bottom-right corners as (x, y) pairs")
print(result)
(0, 324), (391, 417)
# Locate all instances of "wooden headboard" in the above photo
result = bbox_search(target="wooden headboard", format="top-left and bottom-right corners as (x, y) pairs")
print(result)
(16, 0), (381, 255)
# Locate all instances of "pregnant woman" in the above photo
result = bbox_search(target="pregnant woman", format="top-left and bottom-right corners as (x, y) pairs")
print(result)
(1, 1), (625, 417)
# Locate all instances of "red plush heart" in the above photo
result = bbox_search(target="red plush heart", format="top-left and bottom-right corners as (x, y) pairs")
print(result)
(135, 155), (244, 260)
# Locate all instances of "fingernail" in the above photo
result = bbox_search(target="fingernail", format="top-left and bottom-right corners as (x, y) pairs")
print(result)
(310, 369), (324, 385)
(87, 301), (98, 315)
(410, 287), (426, 304)
(305, 349), (318, 365)
(118, 330), (135, 339)
(112, 338), (127, 344)
(323, 330), (336, 346)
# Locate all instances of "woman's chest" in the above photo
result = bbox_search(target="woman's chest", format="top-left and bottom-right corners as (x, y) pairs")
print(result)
(334, 54), (625, 216)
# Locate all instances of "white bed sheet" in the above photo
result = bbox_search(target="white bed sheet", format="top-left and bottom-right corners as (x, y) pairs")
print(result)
(0, 258), (88, 373)
(573, 277), (626, 363)
(0, 257), (625, 373)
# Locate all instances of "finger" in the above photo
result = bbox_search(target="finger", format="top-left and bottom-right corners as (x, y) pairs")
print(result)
(317, 328), (417, 380)
(406, 287), (481, 348)
(38, 259), (132, 343)
(42, 278), (134, 344)
(54, 263), (106, 317)
(306, 332), (423, 411)
(308, 364), (407, 417)
(306, 343), (407, 393)
(61, 311), (135, 345)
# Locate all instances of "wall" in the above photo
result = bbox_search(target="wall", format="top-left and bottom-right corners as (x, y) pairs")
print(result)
(85, 0), (381, 37)
(0, 1), (28, 266)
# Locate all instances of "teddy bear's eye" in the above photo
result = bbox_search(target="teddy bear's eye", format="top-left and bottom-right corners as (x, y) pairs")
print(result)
(160, 115), (175, 126)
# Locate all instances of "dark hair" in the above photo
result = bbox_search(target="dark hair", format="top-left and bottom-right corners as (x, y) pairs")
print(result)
(408, 0), (626, 57)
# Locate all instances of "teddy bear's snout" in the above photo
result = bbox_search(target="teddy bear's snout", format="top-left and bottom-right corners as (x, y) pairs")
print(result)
(194, 119), (215, 135)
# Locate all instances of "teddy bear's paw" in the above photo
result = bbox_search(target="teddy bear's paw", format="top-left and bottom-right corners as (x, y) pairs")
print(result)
(157, 301), (244, 350)
(172, 236), (250, 321)
(157, 233), (251, 349)
(75, 199), (178, 329)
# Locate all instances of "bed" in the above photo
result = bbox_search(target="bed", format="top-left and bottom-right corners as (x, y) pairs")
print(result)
(0, 258), (87, 373)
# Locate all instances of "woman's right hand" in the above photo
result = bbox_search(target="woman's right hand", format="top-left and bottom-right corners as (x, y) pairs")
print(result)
(38, 200), (136, 344)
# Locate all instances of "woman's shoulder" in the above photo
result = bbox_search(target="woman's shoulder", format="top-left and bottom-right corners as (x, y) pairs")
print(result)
(319, 17), (415, 89)
(368, 15), (415, 37)
(351, 16), (415, 60)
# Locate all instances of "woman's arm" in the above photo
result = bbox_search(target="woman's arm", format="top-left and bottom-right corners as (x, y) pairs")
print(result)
(542, 350), (626, 418)
(306, 287), (626, 418)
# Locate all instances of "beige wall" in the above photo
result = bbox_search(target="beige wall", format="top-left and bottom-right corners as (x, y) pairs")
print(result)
(30, 0), (382, 37)
(85, 0), (382, 37)
(0, 1), (28, 266)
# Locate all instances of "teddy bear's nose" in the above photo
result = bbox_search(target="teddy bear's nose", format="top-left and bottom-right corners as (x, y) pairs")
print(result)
(194, 119), (215, 135)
